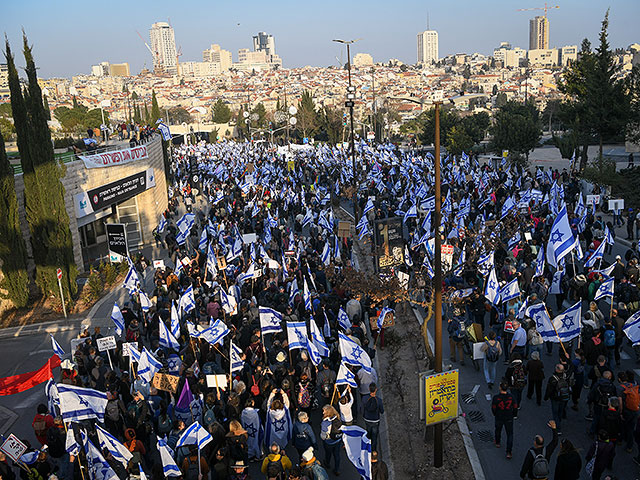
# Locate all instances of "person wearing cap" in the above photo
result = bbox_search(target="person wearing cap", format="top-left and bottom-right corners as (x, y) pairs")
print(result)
(229, 459), (252, 480)
(300, 446), (329, 480)
(612, 255), (626, 282)
(60, 359), (81, 386)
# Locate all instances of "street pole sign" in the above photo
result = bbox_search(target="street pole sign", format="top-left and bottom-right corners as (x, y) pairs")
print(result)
(56, 268), (67, 318)
(106, 223), (128, 263)
(424, 370), (459, 425)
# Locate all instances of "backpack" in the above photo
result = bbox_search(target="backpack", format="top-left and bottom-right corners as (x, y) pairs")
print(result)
(320, 377), (334, 398)
(364, 396), (380, 419)
(184, 456), (200, 480)
(298, 383), (312, 409)
(203, 405), (216, 428)
(266, 456), (284, 479)
(32, 417), (48, 438)
(250, 375), (260, 397)
(622, 383), (640, 412)
(554, 374), (570, 401)
(485, 340), (500, 362)
(603, 329), (616, 347)
(530, 448), (549, 479)
(106, 399), (121, 423)
(512, 364), (527, 389)
(597, 385), (614, 408)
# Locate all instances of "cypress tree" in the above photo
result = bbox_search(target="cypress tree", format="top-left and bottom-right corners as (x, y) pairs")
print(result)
(143, 102), (150, 125)
(151, 90), (161, 125)
(43, 95), (51, 121)
(22, 33), (77, 300)
(0, 131), (29, 307)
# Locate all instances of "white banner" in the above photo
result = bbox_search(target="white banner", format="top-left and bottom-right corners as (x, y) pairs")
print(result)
(79, 145), (149, 169)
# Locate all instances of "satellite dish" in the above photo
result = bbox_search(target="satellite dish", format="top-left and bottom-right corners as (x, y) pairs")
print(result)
(289, 117), (297, 126)
(289, 106), (298, 115)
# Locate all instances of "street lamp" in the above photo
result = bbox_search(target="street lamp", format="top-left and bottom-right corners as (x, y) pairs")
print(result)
(333, 38), (361, 219)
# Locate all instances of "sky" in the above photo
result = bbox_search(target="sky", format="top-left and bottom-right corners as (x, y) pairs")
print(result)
(2, 0), (639, 78)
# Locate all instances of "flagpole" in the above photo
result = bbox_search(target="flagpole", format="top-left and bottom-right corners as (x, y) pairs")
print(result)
(543, 304), (569, 358)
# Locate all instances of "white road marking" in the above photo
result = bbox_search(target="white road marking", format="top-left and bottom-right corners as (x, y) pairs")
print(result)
(471, 384), (480, 397)
(29, 349), (53, 356)
(12, 388), (46, 410)
(485, 394), (492, 401)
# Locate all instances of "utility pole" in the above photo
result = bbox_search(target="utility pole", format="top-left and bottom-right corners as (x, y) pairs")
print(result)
(433, 100), (443, 468)
(371, 66), (376, 142)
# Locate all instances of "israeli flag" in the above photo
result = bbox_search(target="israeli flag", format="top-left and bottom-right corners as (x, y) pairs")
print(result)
(110, 303), (125, 336)
(422, 254), (435, 279)
(623, 311), (640, 346)
(594, 277), (614, 301)
(303, 278), (312, 311)
(128, 343), (141, 363)
(51, 334), (65, 359)
(357, 220), (371, 240)
(230, 341), (245, 372)
(499, 278), (521, 303)
(96, 424), (133, 468)
(65, 427), (80, 456)
(584, 240), (606, 268)
(339, 332), (372, 373)
(403, 204), (417, 224)
(321, 242), (331, 266)
(421, 210), (432, 233)
(176, 421), (213, 449)
(139, 289), (152, 313)
(404, 245), (413, 267)
(550, 206), (577, 265)
(336, 362), (357, 388)
(176, 212), (196, 235)
(341, 425), (372, 480)
(83, 435), (119, 480)
(338, 307), (351, 331)
(169, 302), (180, 339)
(334, 235), (342, 262)
(534, 247), (545, 277)
(477, 251), (494, 277)
(302, 209), (314, 228)
(526, 303), (555, 341)
(122, 266), (140, 294)
(197, 319), (230, 346)
(20, 451), (40, 465)
(179, 285), (196, 314)
(157, 437), (182, 477)
(550, 301), (582, 343)
(157, 215), (167, 234)
(159, 319), (181, 351)
(138, 347), (162, 383)
(376, 307), (394, 330)
(507, 231), (521, 250)
(594, 262), (616, 279)
(259, 306), (283, 334)
(484, 268), (500, 305)
(158, 122), (171, 141)
(198, 228), (208, 252)
(310, 316), (329, 357)
(500, 196), (516, 219)
(57, 384), (108, 423)
(575, 193), (585, 217)
(287, 321), (308, 350)
(362, 198), (375, 216)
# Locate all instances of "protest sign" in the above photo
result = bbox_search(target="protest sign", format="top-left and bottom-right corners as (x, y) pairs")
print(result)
(152, 373), (179, 393)
(0, 434), (27, 463)
(424, 370), (459, 425)
(96, 336), (116, 352)
(206, 374), (228, 390)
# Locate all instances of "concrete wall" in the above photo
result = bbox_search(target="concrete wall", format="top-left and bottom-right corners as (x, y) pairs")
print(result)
(13, 136), (168, 273)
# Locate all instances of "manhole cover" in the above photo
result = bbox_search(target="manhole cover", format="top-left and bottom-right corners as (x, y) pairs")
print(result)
(467, 410), (485, 423)
(476, 429), (494, 442)
(462, 393), (476, 404)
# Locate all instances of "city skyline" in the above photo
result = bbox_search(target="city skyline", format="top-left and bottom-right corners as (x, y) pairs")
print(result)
(2, 0), (640, 78)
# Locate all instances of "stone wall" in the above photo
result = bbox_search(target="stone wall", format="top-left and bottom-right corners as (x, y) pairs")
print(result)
(13, 136), (168, 274)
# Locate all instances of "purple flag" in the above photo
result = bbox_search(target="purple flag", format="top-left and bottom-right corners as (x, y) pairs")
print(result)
(176, 380), (194, 409)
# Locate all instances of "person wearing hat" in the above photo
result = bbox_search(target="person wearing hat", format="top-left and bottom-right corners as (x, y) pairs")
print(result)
(229, 459), (251, 480)
(300, 446), (329, 480)
(60, 359), (81, 386)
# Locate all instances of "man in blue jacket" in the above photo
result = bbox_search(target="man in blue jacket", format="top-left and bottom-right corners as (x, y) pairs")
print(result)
(362, 383), (385, 452)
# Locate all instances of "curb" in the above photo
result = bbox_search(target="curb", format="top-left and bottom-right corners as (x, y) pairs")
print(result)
(411, 306), (486, 480)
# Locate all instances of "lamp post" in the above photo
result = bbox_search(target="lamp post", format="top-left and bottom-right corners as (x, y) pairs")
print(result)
(333, 38), (361, 219)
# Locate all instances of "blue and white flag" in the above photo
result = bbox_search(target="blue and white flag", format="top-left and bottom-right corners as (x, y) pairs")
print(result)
(622, 311), (640, 346)
(84, 435), (119, 480)
(198, 228), (208, 252)
(362, 198), (375, 216)
(176, 421), (213, 449)
(484, 268), (500, 305)
(336, 362), (357, 388)
(404, 245), (413, 267)
(550, 301), (582, 343)
(170, 302), (180, 339)
(122, 266), (140, 294)
(51, 334), (65, 359)
(321, 242), (331, 266)
(303, 278), (312, 311)
(337, 307), (351, 331)
(604, 226), (615, 246)
(111, 302), (125, 336)
(499, 278), (521, 303)
(341, 425), (372, 480)
(157, 215), (167, 234)
(95, 424), (133, 468)
(302, 209), (314, 228)
(57, 384), (108, 423)
(310, 316), (329, 357)
(534, 247), (545, 278)
(197, 319), (230, 346)
(230, 341), (245, 372)
(584, 240), (606, 268)
(179, 285), (196, 314)
(550, 206), (577, 265)
(306, 336), (322, 366)
(376, 307), (394, 330)
(159, 319), (181, 351)
(137, 347), (162, 383)
(507, 232), (521, 250)
(287, 321), (308, 350)
(339, 332), (372, 373)
(526, 302), (555, 340)
(176, 212), (196, 235)
(403, 204), (417, 224)
(65, 427), (80, 456)
(157, 437), (182, 477)
(477, 251), (494, 277)
(158, 122), (171, 141)
(594, 277), (614, 301)
(500, 196), (516, 219)
(220, 287), (237, 315)
(594, 262), (616, 279)
(138, 289), (152, 313)
(259, 307), (283, 334)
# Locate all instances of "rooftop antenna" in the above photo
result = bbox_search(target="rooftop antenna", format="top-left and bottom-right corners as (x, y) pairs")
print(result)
(427, 12), (430, 30)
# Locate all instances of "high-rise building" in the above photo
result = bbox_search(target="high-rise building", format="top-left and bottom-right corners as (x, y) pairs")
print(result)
(253, 32), (276, 57)
(493, 42), (527, 68)
(149, 22), (177, 74)
(0, 63), (9, 99)
(203, 44), (233, 72)
(417, 30), (439, 65)
(353, 53), (374, 68)
(529, 16), (549, 50)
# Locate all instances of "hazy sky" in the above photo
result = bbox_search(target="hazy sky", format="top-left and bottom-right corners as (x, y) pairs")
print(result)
(2, 0), (639, 78)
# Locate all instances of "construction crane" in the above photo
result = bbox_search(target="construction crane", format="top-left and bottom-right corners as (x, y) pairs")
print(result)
(516, 3), (559, 17)
(136, 30), (158, 69)
(176, 46), (183, 76)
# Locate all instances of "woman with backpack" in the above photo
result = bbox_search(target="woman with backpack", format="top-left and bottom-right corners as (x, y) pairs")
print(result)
(481, 331), (502, 389)
(226, 420), (249, 464)
(320, 405), (343, 476)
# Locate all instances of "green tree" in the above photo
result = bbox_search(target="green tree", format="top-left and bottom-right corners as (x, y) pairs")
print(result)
(628, 65), (640, 144)
(143, 103), (150, 124)
(490, 100), (541, 158)
(251, 103), (267, 128)
(133, 102), (141, 124)
(461, 112), (490, 144)
(0, 118), (14, 140)
(168, 107), (192, 124)
(72, 96), (79, 109)
(0, 131), (29, 307)
(151, 90), (161, 125)
(316, 106), (343, 144)
(417, 106), (460, 147)
(212, 99), (232, 123)
(495, 92), (508, 107)
(297, 90), (317, 139)
(447, 125), (474, 156)
(43, 95), (51, 121)
(235, 105), (248, 139)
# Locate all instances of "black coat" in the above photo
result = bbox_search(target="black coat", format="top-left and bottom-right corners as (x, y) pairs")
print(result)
(554, 450), (582, 480)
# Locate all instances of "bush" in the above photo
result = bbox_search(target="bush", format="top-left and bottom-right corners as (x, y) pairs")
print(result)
(86, 268), (104, 302)
(101, 262), (118, 286)
(53, 137), (75, 149)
